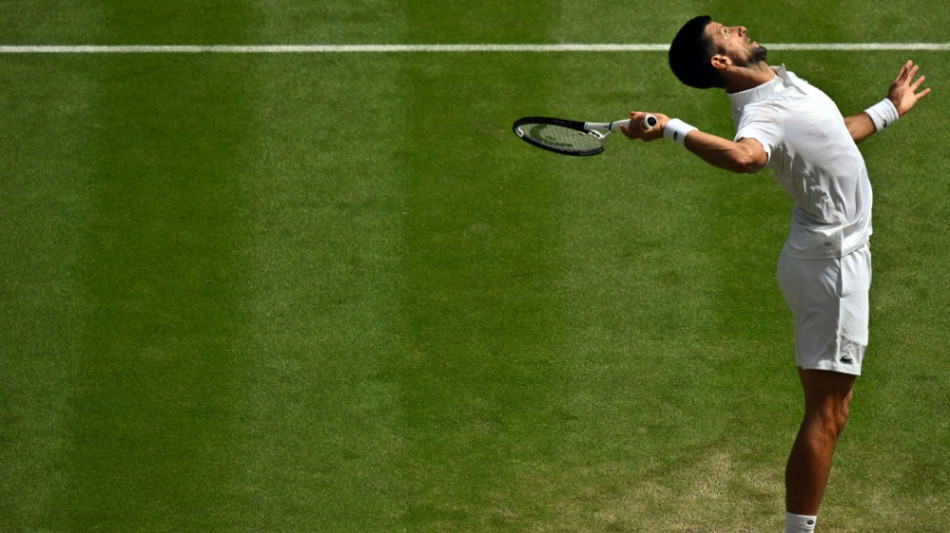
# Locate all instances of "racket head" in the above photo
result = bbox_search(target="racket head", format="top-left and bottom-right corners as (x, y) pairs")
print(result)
(512, 116), (606, 156)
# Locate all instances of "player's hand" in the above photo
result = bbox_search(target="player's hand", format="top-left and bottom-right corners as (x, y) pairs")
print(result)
(620, 111), (669, 142)
(888, 60), (931, 116)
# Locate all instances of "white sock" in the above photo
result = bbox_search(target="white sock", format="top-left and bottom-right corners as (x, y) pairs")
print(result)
(785, 512), (817, 532)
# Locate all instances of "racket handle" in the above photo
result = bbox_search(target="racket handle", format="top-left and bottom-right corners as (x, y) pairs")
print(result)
(609, 115), (657, 132)
(608, 119), (632, 132)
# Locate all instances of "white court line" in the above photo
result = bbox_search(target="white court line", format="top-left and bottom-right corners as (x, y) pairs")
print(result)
(1, 43), (950, 54)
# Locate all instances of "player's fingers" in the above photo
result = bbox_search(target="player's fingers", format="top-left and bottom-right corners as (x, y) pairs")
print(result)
(619, 122), (638, 139)
(907, 64), (921, 83)
(910, 74), (927, 90)
(626, 112), (645, 132)
(895, 60), (913, 82)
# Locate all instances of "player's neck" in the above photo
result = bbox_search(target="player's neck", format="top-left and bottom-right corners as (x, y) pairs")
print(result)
(725, 63), (777, 93)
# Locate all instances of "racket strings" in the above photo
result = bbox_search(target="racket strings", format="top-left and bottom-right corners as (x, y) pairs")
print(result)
(521, 123), (603, 153)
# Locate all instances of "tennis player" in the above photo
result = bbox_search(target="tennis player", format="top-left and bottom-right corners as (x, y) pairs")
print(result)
(620, 15), (930, 533)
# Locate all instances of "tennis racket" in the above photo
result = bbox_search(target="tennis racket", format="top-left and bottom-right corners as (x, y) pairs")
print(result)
(512, 114), (657, 156)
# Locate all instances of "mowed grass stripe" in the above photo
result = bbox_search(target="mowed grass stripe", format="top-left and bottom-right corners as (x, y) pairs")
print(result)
(212, 6), (414, 530)
(223, 55), (410, 530)
(68, 54), (256, 530)
(0, 56), (103, 531)
(65, 3), (259, 525)
(393, 54), (573, 529)
(387, 5), (570, 529)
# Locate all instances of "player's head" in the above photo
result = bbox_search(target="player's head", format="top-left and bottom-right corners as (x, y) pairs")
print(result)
(669, 15), (724, 89)
(669, 16), (769, 89)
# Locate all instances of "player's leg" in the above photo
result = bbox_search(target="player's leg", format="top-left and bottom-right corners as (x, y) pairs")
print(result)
(777, 245), (870, 531)
(785, 368), (856, 515)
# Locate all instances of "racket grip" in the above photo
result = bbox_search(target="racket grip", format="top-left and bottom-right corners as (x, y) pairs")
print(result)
(609, 119), (632, 132)
(611, 115), (657, 132)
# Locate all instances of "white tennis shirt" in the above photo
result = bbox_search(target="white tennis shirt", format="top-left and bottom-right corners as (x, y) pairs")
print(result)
(729, 65), (872, 259)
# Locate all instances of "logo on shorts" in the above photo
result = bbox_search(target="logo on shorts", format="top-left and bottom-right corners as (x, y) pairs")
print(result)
(840, 343), (857, 366)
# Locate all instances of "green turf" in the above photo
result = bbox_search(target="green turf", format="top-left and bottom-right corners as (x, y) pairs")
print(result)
(2, 1), (948, 531)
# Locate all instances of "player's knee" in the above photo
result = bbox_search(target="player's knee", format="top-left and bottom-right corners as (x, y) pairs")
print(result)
(836, 389), (854, 431)
(834, 403), (850, 436)
(808, 402), (850, 441)
(823, 401), (851, 439)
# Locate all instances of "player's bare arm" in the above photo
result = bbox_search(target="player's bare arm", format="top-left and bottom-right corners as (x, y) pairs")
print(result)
(681, 132), (767, 173)
(846, 60), (931, 144)
(621, 111), (768, 173)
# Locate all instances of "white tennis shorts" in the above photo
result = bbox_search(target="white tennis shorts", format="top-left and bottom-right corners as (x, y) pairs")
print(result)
(777, 243), (871, 376)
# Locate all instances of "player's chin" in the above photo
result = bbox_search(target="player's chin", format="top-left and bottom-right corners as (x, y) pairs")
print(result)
(752, 45), (768, 63)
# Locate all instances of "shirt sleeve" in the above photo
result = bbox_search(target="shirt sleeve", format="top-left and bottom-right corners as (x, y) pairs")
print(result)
(734, 104), (783, 165)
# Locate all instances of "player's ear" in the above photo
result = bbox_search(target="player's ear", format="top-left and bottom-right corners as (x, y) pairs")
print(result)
(710, 53), (731, 72)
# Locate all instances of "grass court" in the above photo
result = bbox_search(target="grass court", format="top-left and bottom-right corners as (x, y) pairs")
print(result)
(2, 1), (948, 531)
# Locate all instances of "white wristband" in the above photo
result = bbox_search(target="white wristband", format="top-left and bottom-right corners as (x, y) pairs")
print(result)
(664, 118), (698, 146)
(864, 98), (899, 132)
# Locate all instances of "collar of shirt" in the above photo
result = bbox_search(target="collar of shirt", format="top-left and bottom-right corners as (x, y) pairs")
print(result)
(729, 64), (801, 113)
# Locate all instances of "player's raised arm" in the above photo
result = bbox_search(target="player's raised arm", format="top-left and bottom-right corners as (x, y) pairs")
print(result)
(621, 111), (768, 174)
(846, 60), (931, 144)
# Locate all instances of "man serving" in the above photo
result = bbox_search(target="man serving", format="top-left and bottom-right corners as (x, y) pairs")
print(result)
(621, 15), (930, 533)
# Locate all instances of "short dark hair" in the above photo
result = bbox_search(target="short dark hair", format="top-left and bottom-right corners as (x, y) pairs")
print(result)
(668, 15), (725, 89)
